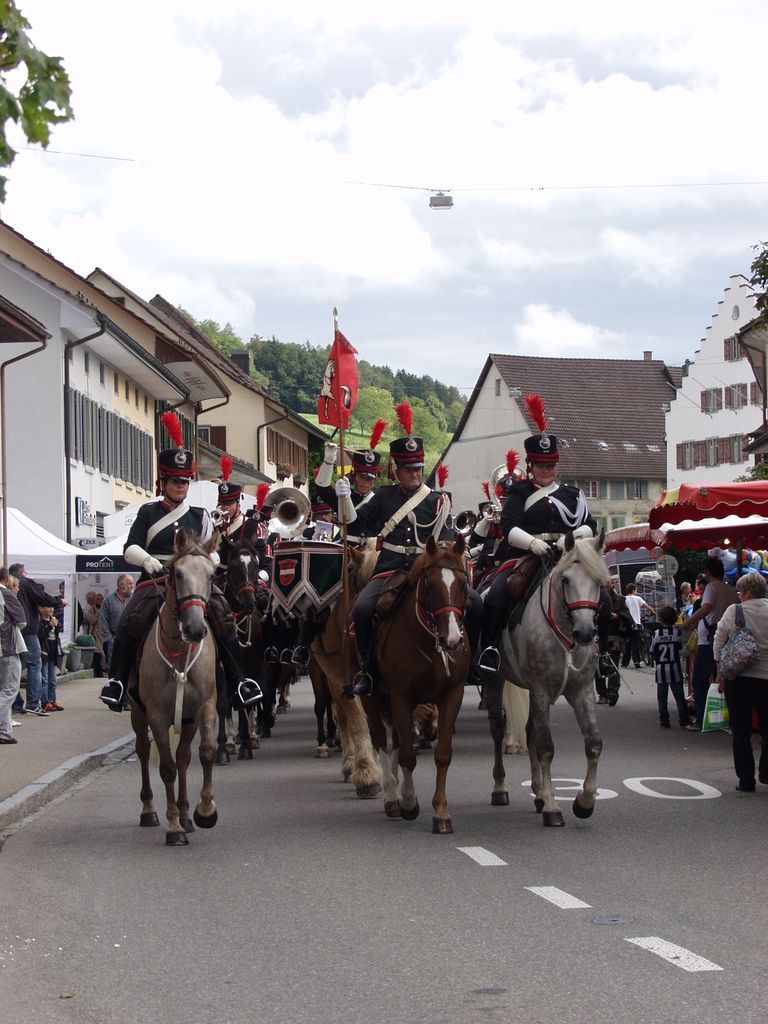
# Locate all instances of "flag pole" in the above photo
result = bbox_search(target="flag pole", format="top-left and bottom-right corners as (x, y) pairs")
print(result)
(333, 307), (352, 684)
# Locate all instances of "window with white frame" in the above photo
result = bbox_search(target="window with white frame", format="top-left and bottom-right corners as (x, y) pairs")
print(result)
(729, 434), (744, 463)
(725, 383), (748, 410)
(580, 480), (598, 499)
(700, 388), (723, 413)
(705, 438), (719, 466)
(723, 336), (743, 361)
(627, 479), (648, 500)
(494, 378), (501, 397)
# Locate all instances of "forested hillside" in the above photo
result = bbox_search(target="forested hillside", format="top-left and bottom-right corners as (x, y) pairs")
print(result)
(183, 311), (466, 467)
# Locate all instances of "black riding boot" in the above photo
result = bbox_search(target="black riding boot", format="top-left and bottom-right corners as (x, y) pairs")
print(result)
(99, 636), (130, 712)
(478, 603), (508, 673)
(218, 633), (263, 707)
(350, 616), (376, 698)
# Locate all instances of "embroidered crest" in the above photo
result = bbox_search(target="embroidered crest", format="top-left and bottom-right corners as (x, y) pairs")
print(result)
(406, 437), (418, 451)
(279, 559), (298, 586)
(174, 449), (187, 466)
(539, 435), (551, 451)
(364, 451), (375, 464)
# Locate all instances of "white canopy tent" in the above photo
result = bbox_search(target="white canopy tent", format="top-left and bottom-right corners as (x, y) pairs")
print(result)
(102, 481), (257, 540)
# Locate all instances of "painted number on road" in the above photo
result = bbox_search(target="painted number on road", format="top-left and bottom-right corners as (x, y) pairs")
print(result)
(521, 777), (721, 800)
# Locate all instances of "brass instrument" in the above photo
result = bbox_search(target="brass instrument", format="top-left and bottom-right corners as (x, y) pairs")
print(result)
(268, 486), (311, 539)
(210, 507), (231, 529)
(485, 464), (507, 521)
(454, 509), (477, 538)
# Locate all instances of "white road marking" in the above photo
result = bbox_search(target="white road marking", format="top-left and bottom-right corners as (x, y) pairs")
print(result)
(625, 936), (723, 972)
(525, 886), (592, 909)
(457, 846), (507, 866)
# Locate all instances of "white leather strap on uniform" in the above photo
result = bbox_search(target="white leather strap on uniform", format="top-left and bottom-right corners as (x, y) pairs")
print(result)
(523, 481), (560, 512)
(380, 484), (430, 539)
(147, 502), (190, 546)
(315, 461), (334, 488)
(357, 490), (374, 507)
(225, 513), (245, 537)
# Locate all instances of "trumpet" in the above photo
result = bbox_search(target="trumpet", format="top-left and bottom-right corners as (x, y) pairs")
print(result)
(454, 509), (477, 537)
(210, 506), (231, 528)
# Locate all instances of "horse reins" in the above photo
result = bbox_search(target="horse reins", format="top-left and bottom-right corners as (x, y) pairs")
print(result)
(537, 565), (598, 698)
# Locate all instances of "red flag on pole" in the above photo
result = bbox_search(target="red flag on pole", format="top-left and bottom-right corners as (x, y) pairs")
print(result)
(317, 329), (359, 429)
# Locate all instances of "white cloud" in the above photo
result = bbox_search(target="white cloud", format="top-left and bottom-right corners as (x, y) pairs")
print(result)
(513, 304), (626, 355)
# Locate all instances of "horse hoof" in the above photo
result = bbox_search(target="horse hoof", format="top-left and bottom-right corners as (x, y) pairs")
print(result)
(139, 812), (159, 827)
(505, 743), (520, 754)
(533, 798), (545, 813)
(276, 706), (287, 715)
(315, 746), (330, 758)
(572, 797), (594, 819)
(399, 800), (420, 821)
(237, 747), (253, 760)
(180, 817), (195, 834)
(215, 751), (230, 766)
(432, 817), (453, 834)
(542, 810), (566, 827)
(165, 831), (189, 846)
(356, 782), (382, 800)
(193, 808), (219, 830)
(491, 791), (509, 806)
(384, 800), (402, 818)
(226, 742), (236, 754)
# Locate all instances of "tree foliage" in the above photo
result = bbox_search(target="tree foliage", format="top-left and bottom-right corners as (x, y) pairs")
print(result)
(749, 241), (768, 326)
(0, 1), (73, 201)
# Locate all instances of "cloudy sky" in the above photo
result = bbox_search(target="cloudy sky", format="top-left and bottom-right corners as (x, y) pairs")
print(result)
(4, 1), (768, 394)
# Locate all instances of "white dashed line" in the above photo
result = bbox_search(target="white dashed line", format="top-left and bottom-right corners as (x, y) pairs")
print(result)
(457, 846), (507, 866)
(525, 886), (592, 909)
(625, 936), (723, 972)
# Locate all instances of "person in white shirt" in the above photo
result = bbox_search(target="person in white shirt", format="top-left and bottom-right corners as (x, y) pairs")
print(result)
(621, 583), (654, 668)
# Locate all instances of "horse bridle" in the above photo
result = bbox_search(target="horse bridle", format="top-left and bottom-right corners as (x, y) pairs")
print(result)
(417, 561), (468, 649)
(542, 570), (599, 650)
(166, 552), (213, 620)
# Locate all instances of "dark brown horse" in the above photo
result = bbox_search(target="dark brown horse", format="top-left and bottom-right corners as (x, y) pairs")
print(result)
(130, 529), (219, 846)
(362, 535), (470, 834)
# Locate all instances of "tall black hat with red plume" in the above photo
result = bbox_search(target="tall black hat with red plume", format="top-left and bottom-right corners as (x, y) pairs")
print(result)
(389, 401), (424, 469)
(523, 393), (559, 466)
(158, 411), (195, 479)
(352, 418), (388, 477)
(217, 453), (242, 502)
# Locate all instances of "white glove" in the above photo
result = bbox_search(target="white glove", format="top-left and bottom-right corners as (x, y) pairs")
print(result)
(209, 549), (220, 566)
(258, 569), (269, 583)
(473, 516), (491, 538)
(142, 555), (163, 575)
(529, 538), (551, 557)
(335, 478), (351, 498)
(323, 441), (339, 465)
(315, 460), (334, 488)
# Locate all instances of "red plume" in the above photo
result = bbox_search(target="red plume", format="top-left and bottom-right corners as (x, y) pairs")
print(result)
(506, 450), (519, 476)
(369, 419), (387, 450)
(495, 483), (504, 498)
(481, 480), (490, 500)
(524, 393), (548, 432)
(313, 465), (320, 479)
(394, 400), (413, 436)
(437, 462), (449, 488)
(220, 454), (233, 482)
(256, 482), (270, 510)
(160, 410), (183, 448)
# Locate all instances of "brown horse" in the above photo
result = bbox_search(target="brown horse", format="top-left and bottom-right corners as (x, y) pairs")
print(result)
(363, 535), (470, 834)
(129, 529), (219, 846)
(309, 544), (382, 797)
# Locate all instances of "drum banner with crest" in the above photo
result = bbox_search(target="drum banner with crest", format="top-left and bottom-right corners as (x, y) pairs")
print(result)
(270, 541), (345, 613)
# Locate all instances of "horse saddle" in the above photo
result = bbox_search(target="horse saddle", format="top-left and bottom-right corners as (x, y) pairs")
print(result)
(374, 570), (410, 619)
(505, 556), (547, 633)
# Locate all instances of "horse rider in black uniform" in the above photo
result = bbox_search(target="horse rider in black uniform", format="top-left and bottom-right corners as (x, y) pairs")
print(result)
(478, 395), (597, 673)
(216, 456), (270, 570)
(99, 420), (263, 710)
(313, 418), (387, 545)
(334, 412), (483, 697)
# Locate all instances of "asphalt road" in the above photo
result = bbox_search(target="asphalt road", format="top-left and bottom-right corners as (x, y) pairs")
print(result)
(1, 669), (766, 1024)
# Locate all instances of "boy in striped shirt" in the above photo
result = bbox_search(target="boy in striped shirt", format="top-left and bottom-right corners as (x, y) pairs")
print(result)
(650, 606), (696, 730)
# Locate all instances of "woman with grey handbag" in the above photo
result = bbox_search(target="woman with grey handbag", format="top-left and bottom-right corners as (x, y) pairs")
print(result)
(713, 573), (768, 792)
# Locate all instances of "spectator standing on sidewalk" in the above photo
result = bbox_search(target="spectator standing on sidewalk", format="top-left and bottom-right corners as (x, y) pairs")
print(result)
(0, 567), (27, 744)
(8, 562), (66, 716)
(680, 557), (737, 730)
(621, 583), (654, 669)
(81, 591), (105, 678)
(650, 605), (693, 730)
(98, 575), (134, 674)
(38, 606), (63, 712)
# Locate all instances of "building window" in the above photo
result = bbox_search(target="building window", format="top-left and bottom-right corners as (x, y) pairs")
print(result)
(723, 336), (743, 361)
(265, 427), (308, 477)
(144, 395), (148, 415)
(135, 387), (140, 408)
(627, 479), (648, 500)
(725, 383), (748, 410)
(198, 425), (211, 444)
(609, 515), (626, 530)
(580, 480), (598, 499)
(66, 388), (154, 490)
(124, 380), (129, 401)
(83, 351), (90, 375)
(729, 434), (744, 463)
(705, 438), (719, 467)
(609, 479), (625, 500)
(114, 371), (119, 395)
(99, 362), (105, 386)
(494, 378), (501, 397)
(700, 388), (723, 413)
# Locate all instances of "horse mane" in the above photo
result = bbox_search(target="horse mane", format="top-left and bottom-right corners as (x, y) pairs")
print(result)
(556, 536), (606, 584)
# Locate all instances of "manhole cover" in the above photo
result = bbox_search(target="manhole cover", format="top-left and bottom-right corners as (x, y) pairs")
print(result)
(592, 915), (634, 926)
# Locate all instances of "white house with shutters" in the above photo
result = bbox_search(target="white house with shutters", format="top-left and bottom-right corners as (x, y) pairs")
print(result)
(666, 275), (763, 488)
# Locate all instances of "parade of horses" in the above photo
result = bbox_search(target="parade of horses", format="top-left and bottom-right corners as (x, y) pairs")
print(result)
(102, 384), (613, 846)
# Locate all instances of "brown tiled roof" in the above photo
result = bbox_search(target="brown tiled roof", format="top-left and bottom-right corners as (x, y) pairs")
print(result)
(451, 354), (676, 479)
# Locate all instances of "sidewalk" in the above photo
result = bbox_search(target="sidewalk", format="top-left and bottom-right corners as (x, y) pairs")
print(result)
(0, 671), (133, 832)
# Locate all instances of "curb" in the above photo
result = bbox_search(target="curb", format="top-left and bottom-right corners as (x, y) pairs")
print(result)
(0, 733), (134, 834)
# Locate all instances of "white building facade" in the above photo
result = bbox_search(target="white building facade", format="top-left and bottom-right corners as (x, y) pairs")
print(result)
(666, 276), (762, 488)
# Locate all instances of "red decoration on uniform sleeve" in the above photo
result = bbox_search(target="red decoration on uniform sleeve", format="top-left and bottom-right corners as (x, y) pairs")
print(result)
(506, 450), (519, 476)
(524, 393), (548, 432)
(256, 482), (270, 510)
(395, 400), (413, 436)
(481, 480), (490, 500)
(437, 462), (449, 488)
(220, 453), (233, 482)
(160, 410), (184, 447)
(369, 418), (387, 450)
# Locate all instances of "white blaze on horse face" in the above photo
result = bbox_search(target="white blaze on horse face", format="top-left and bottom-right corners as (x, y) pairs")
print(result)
(441, 569), (462, 649)
(240, 553), (252, 571)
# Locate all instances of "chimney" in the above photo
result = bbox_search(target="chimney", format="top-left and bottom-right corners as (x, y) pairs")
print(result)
(231, 350), (250, 375)
(643, 350), (653, 361)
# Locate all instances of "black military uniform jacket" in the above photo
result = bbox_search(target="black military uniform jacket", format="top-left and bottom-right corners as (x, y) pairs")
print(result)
(315, 482), (375, 544)
(125, 500), (208, 580)
(496, 480), (597, 562)
(351, 484), (452, 573)
(219, 513), (267, 562)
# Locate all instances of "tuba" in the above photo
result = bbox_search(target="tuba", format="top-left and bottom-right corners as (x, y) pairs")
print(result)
(268, 486), (311, 539)
(485, 464), (508, 521)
